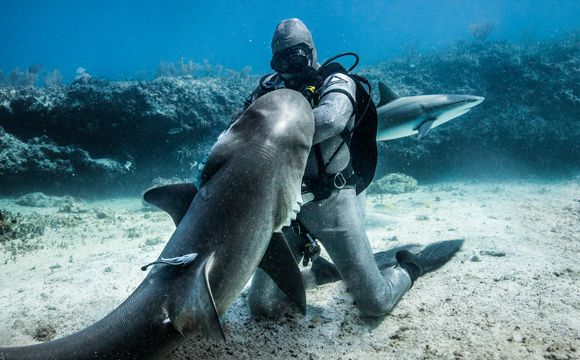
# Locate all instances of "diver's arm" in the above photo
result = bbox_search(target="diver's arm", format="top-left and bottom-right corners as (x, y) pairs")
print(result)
(312, 73), (357, 145)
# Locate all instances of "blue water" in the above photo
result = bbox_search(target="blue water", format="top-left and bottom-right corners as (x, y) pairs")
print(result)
(1, 0), (579, 81)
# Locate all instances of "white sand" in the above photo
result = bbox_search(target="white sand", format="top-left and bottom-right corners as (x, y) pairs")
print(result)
(0, 179), (578, 359)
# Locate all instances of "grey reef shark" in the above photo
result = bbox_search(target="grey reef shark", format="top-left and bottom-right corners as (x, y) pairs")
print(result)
(0, 82), (480, 359)
(375, 82), (484, 141)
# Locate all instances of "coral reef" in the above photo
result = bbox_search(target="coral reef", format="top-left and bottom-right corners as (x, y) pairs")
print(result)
(0, 127), (125, 194)
(367, 173), (418, 194)
(14, 192), (77, 208)
(0, 34), (578, 194)
(0, 76), (252, 194)
(362, 32), (579, 180)
(0, 210), (46, 259)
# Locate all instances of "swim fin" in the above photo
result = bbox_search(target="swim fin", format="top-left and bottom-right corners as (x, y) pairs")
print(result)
(311, 243), (422, 286)
(396, 239), (464, 283)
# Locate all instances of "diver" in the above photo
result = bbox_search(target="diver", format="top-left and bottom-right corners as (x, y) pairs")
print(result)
(243, 18), (459, 318)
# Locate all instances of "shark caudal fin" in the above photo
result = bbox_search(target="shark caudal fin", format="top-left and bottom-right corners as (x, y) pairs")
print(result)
(258, 232), (307, 315)
(377, 82), (400, 107)
(143, 183), (198, 226)
(165, 252), (225, 340)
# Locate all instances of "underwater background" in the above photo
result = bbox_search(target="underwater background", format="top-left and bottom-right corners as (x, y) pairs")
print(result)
(1, 2), (579, 359)
(1, 0), (579, 196)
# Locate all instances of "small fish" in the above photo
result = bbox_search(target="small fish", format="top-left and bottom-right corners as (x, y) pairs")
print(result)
(123, 161), (133, 171)
(167, 128), (183, 135)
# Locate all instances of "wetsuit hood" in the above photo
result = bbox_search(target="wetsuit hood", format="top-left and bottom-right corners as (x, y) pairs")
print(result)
(271, 18), (319, 69)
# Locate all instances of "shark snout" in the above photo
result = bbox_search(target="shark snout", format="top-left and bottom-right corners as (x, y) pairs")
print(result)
(465, 95), (485, 107)
(450, 95), (485, 108)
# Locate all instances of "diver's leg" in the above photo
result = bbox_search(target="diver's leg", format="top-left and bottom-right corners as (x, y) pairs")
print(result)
(357, 189), (367, 219)
(299, 188), (412, 317)
(248, 229), (306, 317)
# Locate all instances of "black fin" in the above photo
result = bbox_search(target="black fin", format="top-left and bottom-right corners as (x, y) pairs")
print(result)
(167, 252), (225, 340)
(377, 82), (399, 107)
(312, 241), (464, 287)
(258, 232), (307, 315)
(416, 239), (464, 273)
(143, 183), (198, 226)
(373, 244), (422, 270)
(311, 244), (422, 286)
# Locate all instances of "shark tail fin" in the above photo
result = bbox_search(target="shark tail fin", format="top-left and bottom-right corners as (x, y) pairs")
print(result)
(259, 233), (307, 315)
(377, 82), (400, 107)
(166, 252), (225, 340)
(143, 183), (198, 226)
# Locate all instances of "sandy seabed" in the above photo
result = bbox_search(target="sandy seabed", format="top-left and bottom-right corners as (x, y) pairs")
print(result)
(0, 179), (578, 360)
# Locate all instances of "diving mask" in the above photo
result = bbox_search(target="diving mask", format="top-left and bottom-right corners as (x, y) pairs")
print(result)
(270, 44), (313, 74)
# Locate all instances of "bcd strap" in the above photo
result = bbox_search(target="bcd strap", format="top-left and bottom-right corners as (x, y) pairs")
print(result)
(313, 87), (357, 176)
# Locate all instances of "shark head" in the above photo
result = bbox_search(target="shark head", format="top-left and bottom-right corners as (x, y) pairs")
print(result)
(428, 94), (485, 128)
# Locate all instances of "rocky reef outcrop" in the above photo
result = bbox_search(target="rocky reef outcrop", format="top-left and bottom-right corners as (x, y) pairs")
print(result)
(1, 34), (578, 195)
(361, 32), (579, 179)
(0, 76), (252, 194)
(367, 173), (418, 194)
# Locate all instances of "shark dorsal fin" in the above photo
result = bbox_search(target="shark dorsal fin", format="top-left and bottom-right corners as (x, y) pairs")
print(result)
(378, 82), (399, 107)
(143, 183), (197, 226)
(258, 232), (307, 315)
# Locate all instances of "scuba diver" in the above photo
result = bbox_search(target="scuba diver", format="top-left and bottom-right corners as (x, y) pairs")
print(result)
(242, 18), (460, 318)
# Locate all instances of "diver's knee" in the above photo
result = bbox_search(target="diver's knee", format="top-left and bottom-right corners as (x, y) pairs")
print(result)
(356, 270), (411, 317)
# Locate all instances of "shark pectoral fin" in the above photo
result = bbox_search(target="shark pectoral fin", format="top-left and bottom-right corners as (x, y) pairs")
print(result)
(258, 232), (307, 315)
(416, 118), (436, 139)
(377, 82), (400, 107)
(143, 183), (198, 226)
(167, 252), (225, 341)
